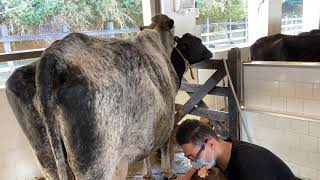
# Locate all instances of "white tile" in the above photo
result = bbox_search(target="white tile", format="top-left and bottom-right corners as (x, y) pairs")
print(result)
(304, 100), (320, 117)
(254, 67), (270, 80)
(271, 96), (285, 112)
(274, 116), (291, 131)
(313, 84), (320, 99)
(282, 132), (301, 151)
(309, 122), (320, 138)
(285, 148), (308, 166)
(283, 68), (300, 82)
(305, 152), (320, 171)
(291, 119), (308, 135)
(280, 82), (295, 97)
(250, 113), (275, 129)
(244, 93), (257, 107)
(244, 80), (259, 94)
(258, 81), (280, 96)
(303, 68), (320, 84)
(243, 67), (257, 80)
(286, 98), (304, 115)
(256, 95), (272, 109)
(295, 83), (313, 99)
(300, 135), (318, 153)
(285, 161), (300, 176)
(300, 166), (317, 180)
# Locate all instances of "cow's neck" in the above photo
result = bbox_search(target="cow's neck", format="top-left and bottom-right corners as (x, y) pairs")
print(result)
(171, 48), (188, 86)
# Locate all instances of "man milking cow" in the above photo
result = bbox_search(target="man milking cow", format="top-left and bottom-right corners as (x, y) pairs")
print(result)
(176, 119), (295, 180)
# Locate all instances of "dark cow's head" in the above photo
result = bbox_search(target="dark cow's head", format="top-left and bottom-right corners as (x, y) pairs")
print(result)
(174, 33), (212, 64)
(171, 33), (212, 85)
(250, 34), (287, 61)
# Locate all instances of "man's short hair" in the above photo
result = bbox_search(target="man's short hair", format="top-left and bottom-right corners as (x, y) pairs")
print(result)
(176, 119), (218, 146)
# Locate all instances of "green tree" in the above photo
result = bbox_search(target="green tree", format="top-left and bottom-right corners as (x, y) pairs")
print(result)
(197, 0), (247, 23)
(0, 0), (142, 35)
(282, 0), (303, 17)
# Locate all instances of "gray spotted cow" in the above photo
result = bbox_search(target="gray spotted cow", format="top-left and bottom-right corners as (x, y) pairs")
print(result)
(6, 14), (212, 180)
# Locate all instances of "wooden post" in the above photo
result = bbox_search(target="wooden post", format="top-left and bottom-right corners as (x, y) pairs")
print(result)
(227, 48), (241, 140)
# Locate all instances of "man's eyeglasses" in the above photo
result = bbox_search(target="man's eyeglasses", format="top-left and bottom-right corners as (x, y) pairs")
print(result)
(185, 139), (208, 162)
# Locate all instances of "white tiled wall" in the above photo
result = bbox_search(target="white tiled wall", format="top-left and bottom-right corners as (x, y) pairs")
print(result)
(243, 65), (320, 180)
(0, 90), (42, 179)
(244, 65), (320, 118)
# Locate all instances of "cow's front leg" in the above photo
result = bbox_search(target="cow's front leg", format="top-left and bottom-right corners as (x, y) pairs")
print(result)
(161, 139), (177, 179)
(143, 156), (153, 179)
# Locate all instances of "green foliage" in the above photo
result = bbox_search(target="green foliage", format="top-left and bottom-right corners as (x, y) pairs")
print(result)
(197, 0), (247, 23)
(282, 0), (303, 17)
(0, 0), (142, 35)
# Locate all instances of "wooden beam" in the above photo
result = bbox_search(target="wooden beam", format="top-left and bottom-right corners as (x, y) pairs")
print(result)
(175, 62), (226, 123)
(227, 48), (241, 140)
(179, 83), (229, 97)
(191, 59), (223, 69)
(175, 104), (228, 122)
(0, 49), (43, 62)
(181, 77), (209, 108)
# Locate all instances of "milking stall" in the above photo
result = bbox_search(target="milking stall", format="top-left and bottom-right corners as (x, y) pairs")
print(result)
(0, 0), (320, 179)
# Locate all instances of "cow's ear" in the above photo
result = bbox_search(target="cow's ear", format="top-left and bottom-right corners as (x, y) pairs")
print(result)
(174, 36), (181, 43)
(166, 19), (174, 29)
(139, 26), (147, 31)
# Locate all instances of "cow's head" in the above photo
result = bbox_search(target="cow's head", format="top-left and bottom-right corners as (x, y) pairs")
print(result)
(171, 33), (212, 85)
(250, 34), (286, 61)
(174, 33), (212, 64)
(140, 14), (175, 56)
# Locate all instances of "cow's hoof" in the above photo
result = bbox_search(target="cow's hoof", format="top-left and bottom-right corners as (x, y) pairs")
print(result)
(163, 173), (177, 179)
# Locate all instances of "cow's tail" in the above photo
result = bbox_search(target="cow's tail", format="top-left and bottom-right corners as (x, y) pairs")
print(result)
(35, 51), (69, 180)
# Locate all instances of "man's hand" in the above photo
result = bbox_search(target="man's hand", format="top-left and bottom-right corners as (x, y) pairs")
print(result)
(178, 168), (197, 180)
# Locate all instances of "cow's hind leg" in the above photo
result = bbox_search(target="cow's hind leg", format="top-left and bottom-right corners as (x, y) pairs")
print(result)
(143, 156), (153, 179)
(6, 64), (60, 180)
(161, 139), (177, 179)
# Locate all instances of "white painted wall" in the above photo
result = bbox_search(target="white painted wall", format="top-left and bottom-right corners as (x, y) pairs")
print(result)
(248, 0), (283, 44)
(303, 0), (320, 31)
(160, 0), (199, 37)
(242, 63), (320, 180)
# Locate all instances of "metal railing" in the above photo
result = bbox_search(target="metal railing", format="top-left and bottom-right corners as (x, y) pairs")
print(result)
(197, 18), (248, 48)
(198, 16), (304, 47)
(281, 16), (303, 35)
